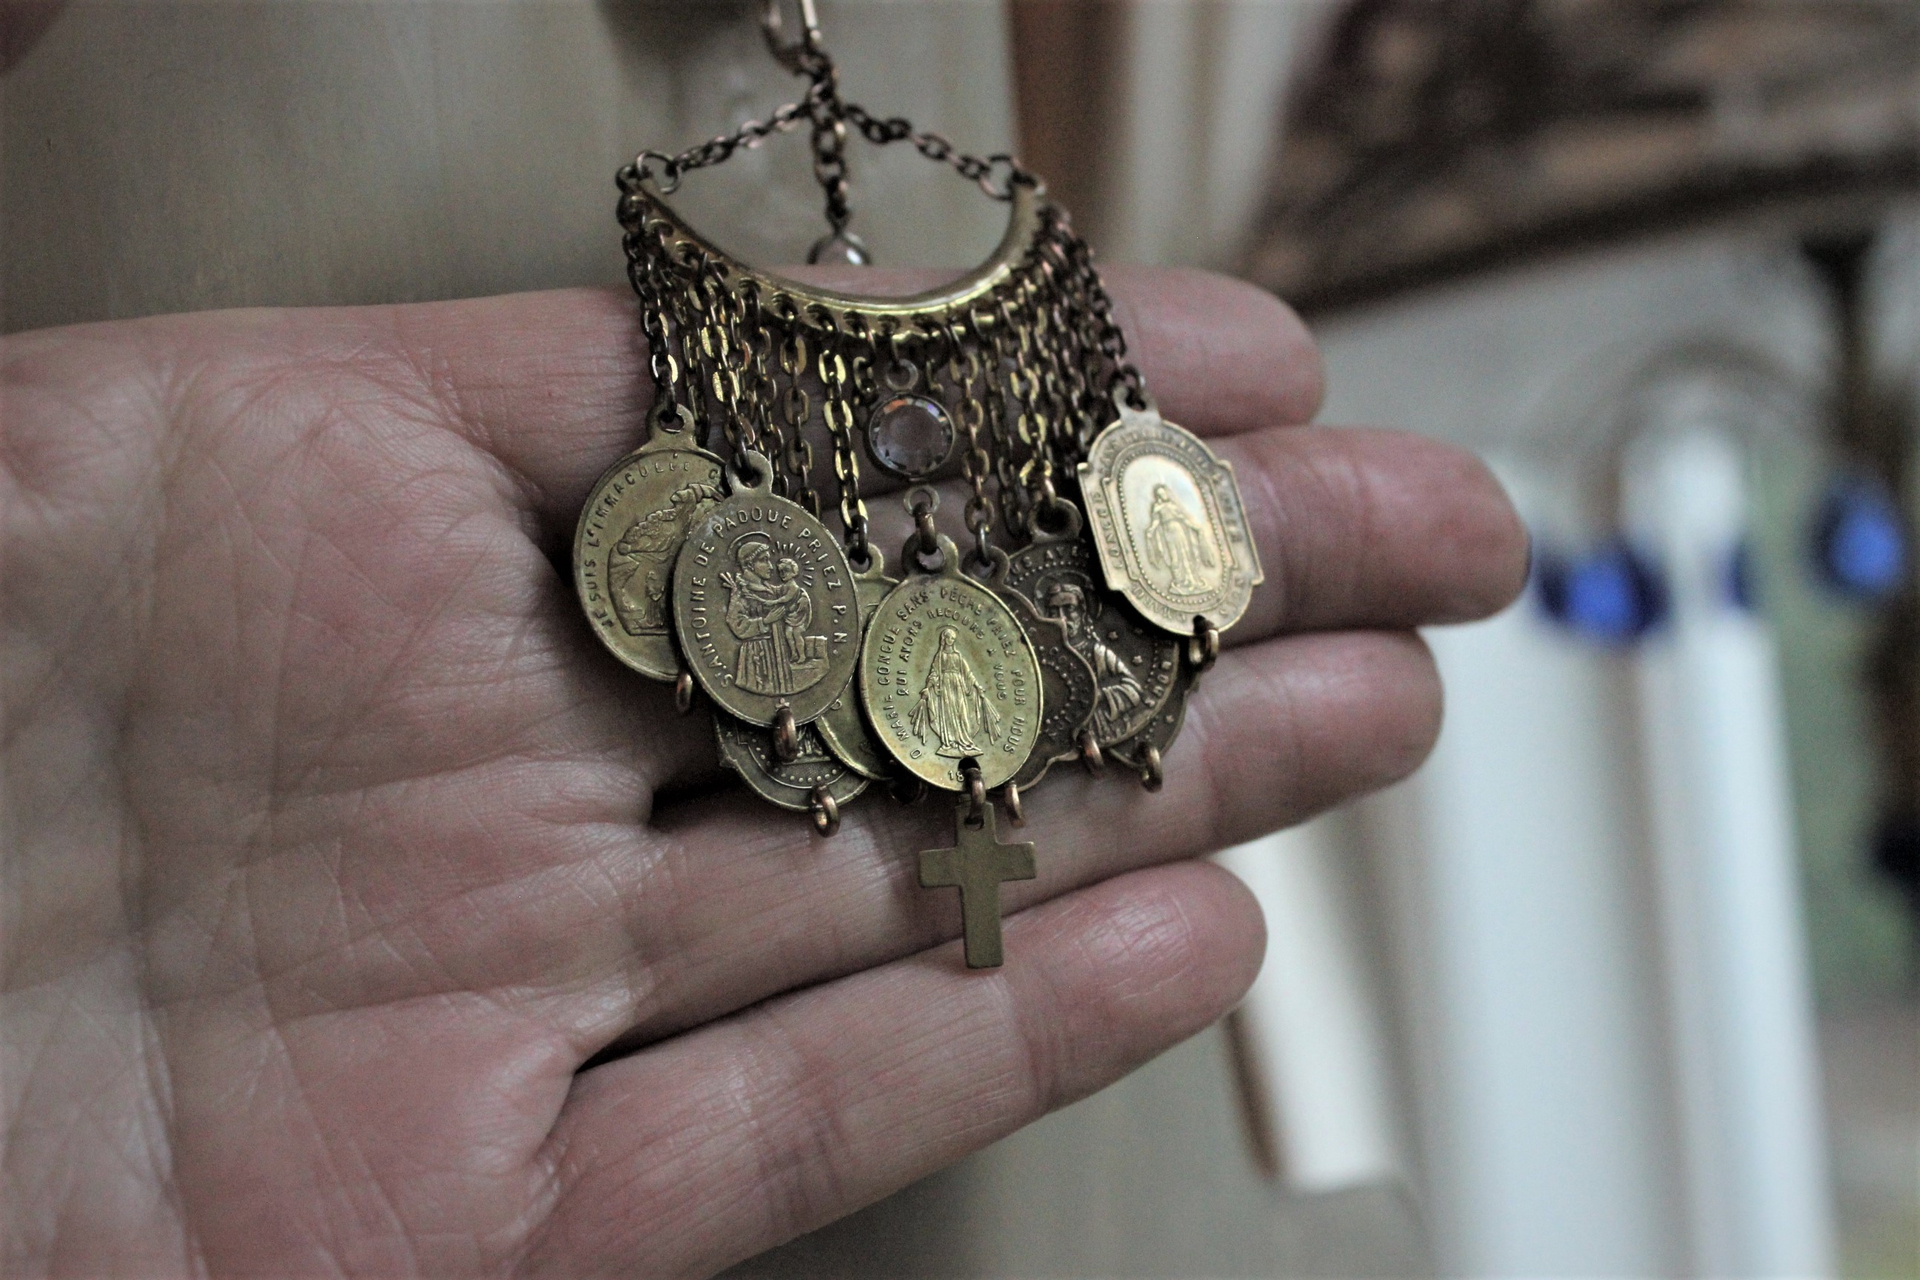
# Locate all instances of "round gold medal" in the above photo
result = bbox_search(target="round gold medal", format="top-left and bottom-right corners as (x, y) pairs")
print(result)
(815, 554), (897, 780)
(573, 427), (726, 680)
(1001, 507), (1181, 748)
(860, 537), (1042, 791)
(672, 451), (860, 727)
(1109, 662), (1192, 790)
(714, 714), (869, 812)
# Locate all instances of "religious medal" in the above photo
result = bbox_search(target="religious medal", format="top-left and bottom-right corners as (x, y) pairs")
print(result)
(672, 450), (860, 737)
(715, 714), (868, 835)
(860, 535), (1042, 793)
(573, 407), (726, 681)
(576, 0), (1267, 965)
(1078, 390), (1265, 647)
(815, 553), (898, 780)
(1001, 503), (1181, 753)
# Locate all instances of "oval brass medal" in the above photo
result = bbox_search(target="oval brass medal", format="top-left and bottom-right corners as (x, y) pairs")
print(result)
(1001, 523), (1181, 748)
(714, 714), (869, 813)
(1077, 397), (1264, 635)
(815, 556), (897, 780)
(859, 546), (1042, 791)
(672, 453), (860, 726)
(573, 433), (727, 680)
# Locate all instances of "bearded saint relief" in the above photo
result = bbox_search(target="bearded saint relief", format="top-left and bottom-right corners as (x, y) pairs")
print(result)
(608, 480), (723, 635)
(910, 626), (1002, 758)
(721, 535), (828, 696)
(1141, 482), (1217, 596)
(1045, 580), (1143, 742)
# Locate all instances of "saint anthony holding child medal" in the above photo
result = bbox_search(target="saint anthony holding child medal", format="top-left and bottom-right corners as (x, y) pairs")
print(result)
(672, 452), (860, 727)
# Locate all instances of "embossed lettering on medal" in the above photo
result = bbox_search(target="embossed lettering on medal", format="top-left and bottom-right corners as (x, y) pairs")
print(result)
(672, 451), (860, 726)
(815, 556), (897, 780)
(1078, 396), (1263, 635)
(574, 432), (727, 680)
(996, 583), (1096, 789)
(860, 543), (1042, 791)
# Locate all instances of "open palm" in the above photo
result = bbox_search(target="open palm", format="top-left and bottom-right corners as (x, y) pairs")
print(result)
(2, 271), (1526, 1277)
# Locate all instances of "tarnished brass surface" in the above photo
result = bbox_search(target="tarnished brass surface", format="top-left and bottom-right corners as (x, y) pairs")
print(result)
(1001, 513), (1179, 748)
(816, 554), (897, 780)
(629, 182), (1048, 327)
(919, 799), (1035, 969)
(673, 451), (859, 726)
(1079, 398), (1264, 635)
(1109, 662), (1192, 781)
(861, 537), (1041, 790)
(993, 568), (1096, 789)
(573, 432), (726, 680)
(714, 713), (868, 812)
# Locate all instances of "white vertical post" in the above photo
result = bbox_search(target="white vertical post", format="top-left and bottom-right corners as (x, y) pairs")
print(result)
(1623, 423), (1837, 1278)
(1364, 464), (1686, 1277)
(1214, 815), (1408, 1194)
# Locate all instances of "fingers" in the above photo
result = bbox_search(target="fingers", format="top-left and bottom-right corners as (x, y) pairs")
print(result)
(378, 268), (1321, 533)
(570, 627), (1438, 1051)
(522, 860), (1264, 1278)
(1219, 424), (1530, 633)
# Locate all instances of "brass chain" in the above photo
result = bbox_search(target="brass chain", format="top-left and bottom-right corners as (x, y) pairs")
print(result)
(814, 309), (871, 565)
(947, 312), (994, 564)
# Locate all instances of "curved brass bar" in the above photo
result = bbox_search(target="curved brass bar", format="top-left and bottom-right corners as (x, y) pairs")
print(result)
(637, 182), (1051, 324)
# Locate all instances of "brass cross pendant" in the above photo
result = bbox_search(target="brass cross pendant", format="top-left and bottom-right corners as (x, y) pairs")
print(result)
(918, 800), (1036, 969)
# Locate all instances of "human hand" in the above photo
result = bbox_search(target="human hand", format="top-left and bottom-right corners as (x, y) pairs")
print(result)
(2, 270), (1527, 1277)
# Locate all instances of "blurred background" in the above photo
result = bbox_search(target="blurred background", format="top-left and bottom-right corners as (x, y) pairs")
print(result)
(4, 2), (1915, 1275)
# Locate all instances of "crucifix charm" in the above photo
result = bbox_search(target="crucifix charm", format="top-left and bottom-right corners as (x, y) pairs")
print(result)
(919, 800), (1037, 969)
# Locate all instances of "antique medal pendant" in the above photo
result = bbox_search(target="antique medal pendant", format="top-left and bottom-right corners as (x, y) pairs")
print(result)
(573, 406), (726, 681)
(714, 715), (868, 835)
(673, 450), (860, 734)
(815, 552), (898, 780)
(1079, 391), (1264, 639)
(860, 535), (1042, 792)
(1002, 500), (1181, 753)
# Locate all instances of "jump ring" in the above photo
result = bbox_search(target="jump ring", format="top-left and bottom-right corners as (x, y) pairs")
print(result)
(674, 669), (695, 714)
(809, 786), (840, 837)
(1138, 744), (1164, 793)
(772, 705), (799, 763)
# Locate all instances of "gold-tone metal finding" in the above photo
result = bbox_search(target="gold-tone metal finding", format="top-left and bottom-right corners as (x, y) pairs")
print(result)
(771, 705), (799, 763)
(574, 425), (727, 680)
(860, 536), (1042, 791)
(1079, 392), (1264, 636)
(1080, 729), (1105, 774)
(625, 183), (1048, 329)
(918, 799), (1036, 969)
(1137, 744), (1164, 792)
(672, 450), (860, 728)
(963, 760), (988, 825)
(674, 669), (696, 713)
(1002, 780), (1025, 827)
(1188, 617), (1220, 675)
(808, 784), (841, 837)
